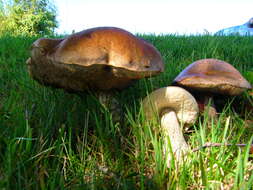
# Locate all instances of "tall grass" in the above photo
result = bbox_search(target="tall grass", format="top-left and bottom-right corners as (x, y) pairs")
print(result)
(0, 33), (252, 189)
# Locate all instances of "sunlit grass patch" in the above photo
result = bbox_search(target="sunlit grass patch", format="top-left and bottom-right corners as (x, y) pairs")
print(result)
(0, 33), (252, 189)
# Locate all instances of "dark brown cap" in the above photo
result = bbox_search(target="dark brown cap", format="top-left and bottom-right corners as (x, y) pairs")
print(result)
(173, 59), (252, 96)
(27, 27), (164, 91)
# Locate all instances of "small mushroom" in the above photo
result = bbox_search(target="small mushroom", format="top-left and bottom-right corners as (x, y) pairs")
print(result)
(26, 27), (164, 122)
(173, 59), (252, 117)
(142, 86), (199, 167)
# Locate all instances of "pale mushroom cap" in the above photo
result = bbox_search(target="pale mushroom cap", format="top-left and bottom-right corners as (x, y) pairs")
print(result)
(27, 27), (164, 91)
(173, 59), (252, 95)
(142, 86), (199, 125)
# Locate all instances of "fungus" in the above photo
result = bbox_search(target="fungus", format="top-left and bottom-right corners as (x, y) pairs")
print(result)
(142, 86), (199, 167)
(26, 27), (164, 122)
(173, 59), (252, 117)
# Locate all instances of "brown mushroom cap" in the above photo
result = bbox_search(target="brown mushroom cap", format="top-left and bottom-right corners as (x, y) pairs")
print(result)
(27, 27), (164, 91)
(173, 59), (252, 96)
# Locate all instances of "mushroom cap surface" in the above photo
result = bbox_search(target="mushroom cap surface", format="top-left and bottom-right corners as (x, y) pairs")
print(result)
(27, 27), (164, 91)
(173, 59), (252, 96)
(142, 86), (199, 125)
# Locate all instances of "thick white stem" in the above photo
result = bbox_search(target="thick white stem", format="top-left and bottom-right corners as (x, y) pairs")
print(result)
(161, 109), (189, 167)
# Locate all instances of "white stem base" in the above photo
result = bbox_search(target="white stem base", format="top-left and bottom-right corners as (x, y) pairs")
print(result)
(161, 110), (189, 167)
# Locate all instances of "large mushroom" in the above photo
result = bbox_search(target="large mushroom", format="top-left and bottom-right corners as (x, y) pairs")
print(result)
(26, 27), (164, 121)
(142, 86), (199, 167)
(173, 59), (252, 117)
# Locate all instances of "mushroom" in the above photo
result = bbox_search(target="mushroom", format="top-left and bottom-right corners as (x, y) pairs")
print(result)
(173, 59), (252, 117)
(26, 27), (164, 122)
(142, 86), (199, 167)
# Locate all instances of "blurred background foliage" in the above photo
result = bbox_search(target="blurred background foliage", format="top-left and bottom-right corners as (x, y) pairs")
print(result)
(0, 0), (57, 36)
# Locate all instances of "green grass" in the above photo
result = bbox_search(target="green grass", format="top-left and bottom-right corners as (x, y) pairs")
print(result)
(0, 33), (253, 189)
